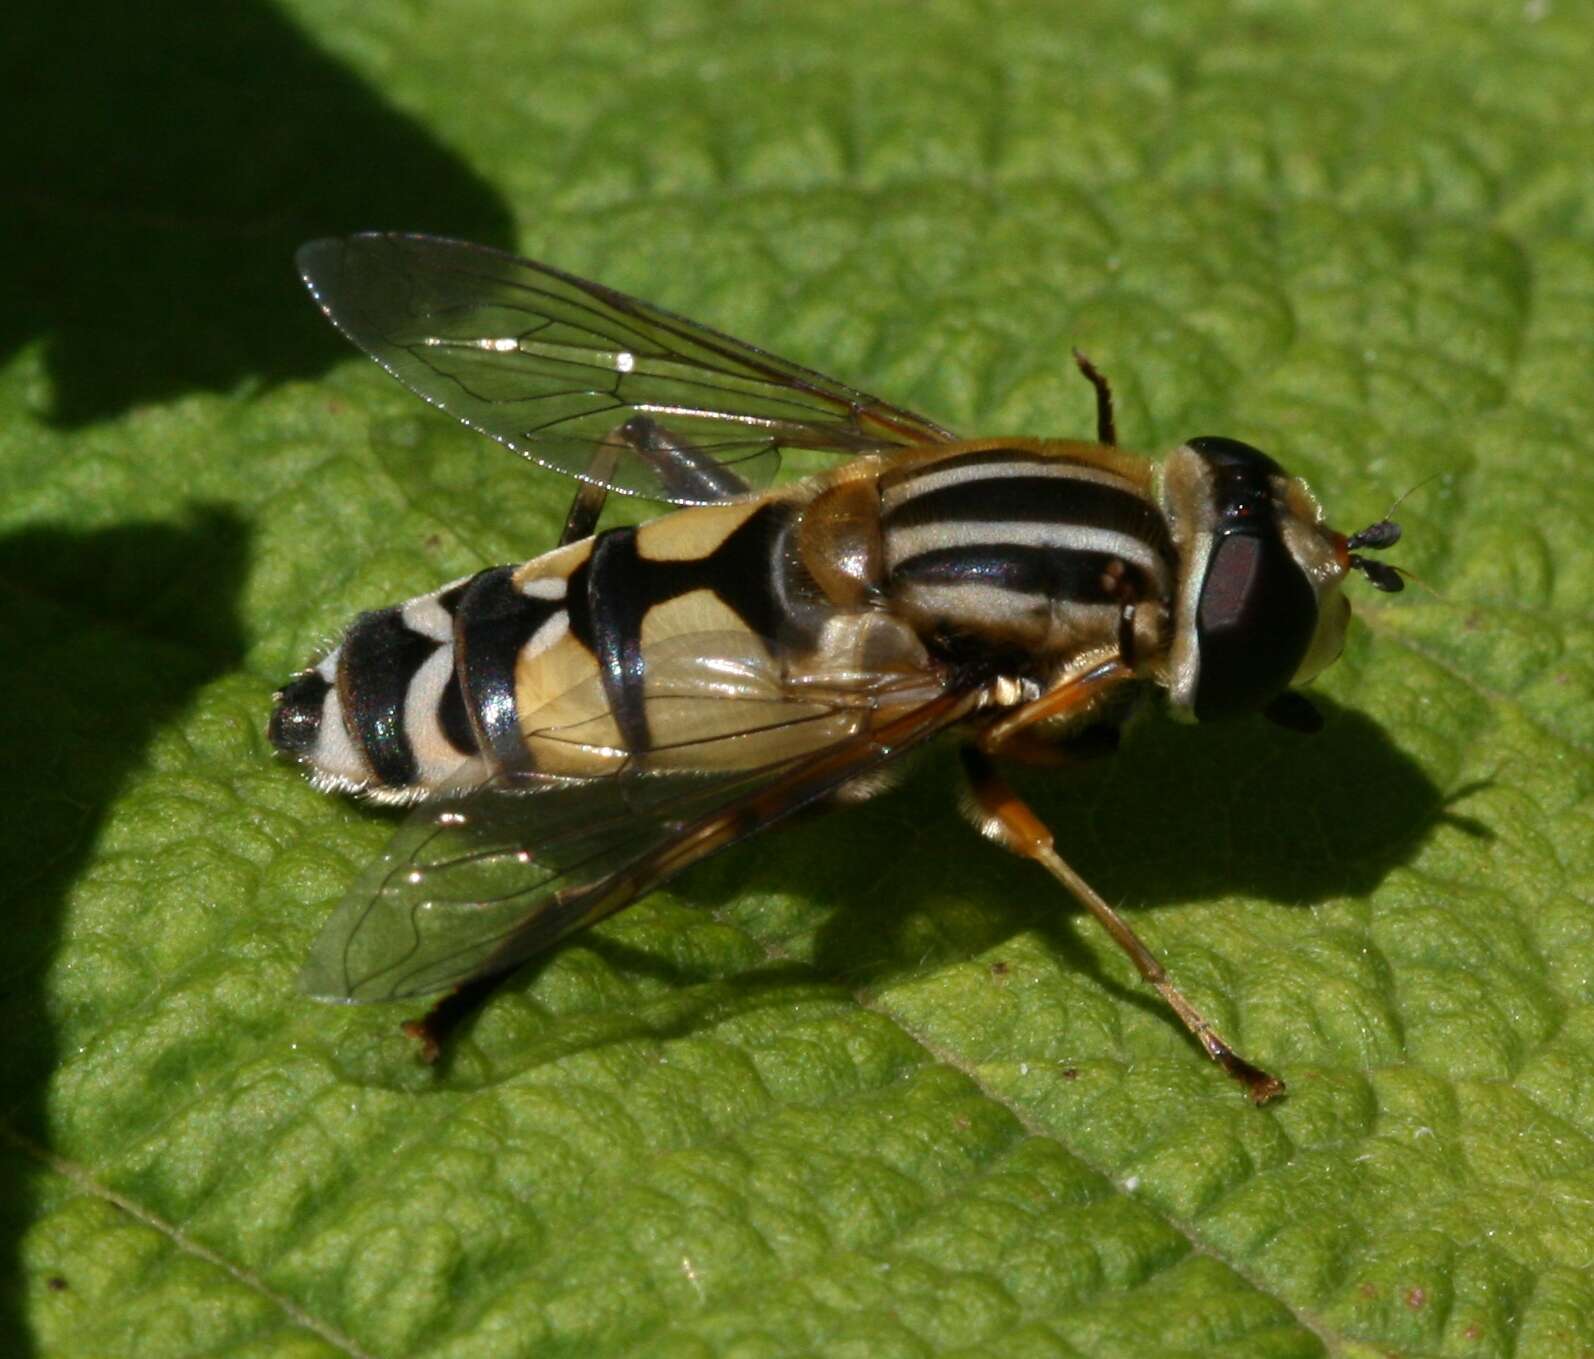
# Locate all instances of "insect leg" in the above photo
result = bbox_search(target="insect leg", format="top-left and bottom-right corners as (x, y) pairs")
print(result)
(1071, 351), (1117, 446)
(560, 438), (622, 544)
(401, 970), (511, 1063)
(959, 745), (1284, 1103)
(980, 724), (1121, 768)
(560, 416), (756, 544)
(977, 659), (1135, 754)
(621, 415), (755, 502)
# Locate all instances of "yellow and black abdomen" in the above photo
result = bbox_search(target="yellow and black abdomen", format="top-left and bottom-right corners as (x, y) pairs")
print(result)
(269, 497), (842, 800)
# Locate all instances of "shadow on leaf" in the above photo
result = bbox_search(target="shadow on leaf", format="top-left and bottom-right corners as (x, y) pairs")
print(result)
(801, 694), (1457, 1050)
(629, 695), (1453, 1068)
(3, 1), (513, 426)
(327, 689), (1455, 1095)
(0, 508), (248, 1351)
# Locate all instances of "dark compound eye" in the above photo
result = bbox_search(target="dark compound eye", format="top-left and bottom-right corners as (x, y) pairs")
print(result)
(1192, 531), (1318, 719)
(1184, 437), (1318, 721)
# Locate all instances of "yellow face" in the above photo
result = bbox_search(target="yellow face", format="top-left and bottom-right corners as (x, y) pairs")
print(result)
(1277, 475), (1355, 690)
(1293, 585), (1351, 687)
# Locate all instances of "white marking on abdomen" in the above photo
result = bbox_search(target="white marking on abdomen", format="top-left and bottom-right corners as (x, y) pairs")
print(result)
(400, 598), (451, 642)
(402, 642), (472, 784)
(520, 575), (567, 601)
(524, 611), (569, 659)
(308, 685), (372, 790)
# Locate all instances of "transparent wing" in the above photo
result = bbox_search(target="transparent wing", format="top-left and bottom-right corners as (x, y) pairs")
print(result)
(299, 682), (978, 1003)
(298, 233), (958, 504)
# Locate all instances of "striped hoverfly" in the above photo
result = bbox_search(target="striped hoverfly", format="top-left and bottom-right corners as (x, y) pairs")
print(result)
(271, 233), (1404, 1102)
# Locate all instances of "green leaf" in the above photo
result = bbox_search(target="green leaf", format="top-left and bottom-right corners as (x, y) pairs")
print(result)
(8, 1), (1594, 1355)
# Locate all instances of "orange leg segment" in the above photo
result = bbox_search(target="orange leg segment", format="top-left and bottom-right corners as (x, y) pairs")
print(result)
(960, 744), (1284, 1104)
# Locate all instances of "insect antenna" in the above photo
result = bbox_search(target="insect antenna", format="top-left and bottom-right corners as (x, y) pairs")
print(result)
(1343, 517), (1404, 592)
(1346, 520), (1402, 551)
(1344, 469), (1449, 594)
(1348, 553), (1405, 592)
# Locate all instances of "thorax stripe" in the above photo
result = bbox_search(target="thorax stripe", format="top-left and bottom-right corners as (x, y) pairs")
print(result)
(888, 520), (1164, 579)
(892, 544), (1153, 603)
(880, 449), (1141, 512)
(882, 469), (1173, 599)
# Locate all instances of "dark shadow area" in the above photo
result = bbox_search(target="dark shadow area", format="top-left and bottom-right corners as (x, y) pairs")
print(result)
(326, 943), (832, 1095)
(0, 509), (249, 1350)
(742, 696), (1455, 1035)
(803, 696), (1464, 1040)
(363, 694), (1463, 1092)
(3, 3), (513, 426)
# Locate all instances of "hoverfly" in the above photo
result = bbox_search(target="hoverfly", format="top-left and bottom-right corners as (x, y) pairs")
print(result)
(271, 233), (1404, 1102)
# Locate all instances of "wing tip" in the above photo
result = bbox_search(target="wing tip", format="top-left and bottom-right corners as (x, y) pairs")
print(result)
(295, 233), (415, 350)
(294, 235), (349, 300)
(296, 954), (361, 1004)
